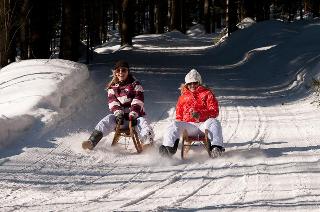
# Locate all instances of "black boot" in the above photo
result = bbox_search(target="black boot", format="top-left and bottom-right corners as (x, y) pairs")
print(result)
(159, 139), (179, 157)
(82, 130), (103, 150)
(210, 145), (225, 158)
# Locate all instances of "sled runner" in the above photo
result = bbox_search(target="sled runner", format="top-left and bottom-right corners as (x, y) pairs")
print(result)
(111, 120), (143, 153)
(181, 129), (211, 159)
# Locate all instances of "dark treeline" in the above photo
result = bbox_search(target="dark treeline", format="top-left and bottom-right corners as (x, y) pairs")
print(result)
(0, 0), (319, 67)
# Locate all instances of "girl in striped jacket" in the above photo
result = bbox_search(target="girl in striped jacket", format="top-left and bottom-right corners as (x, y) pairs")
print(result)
(82, 60), (154, 150)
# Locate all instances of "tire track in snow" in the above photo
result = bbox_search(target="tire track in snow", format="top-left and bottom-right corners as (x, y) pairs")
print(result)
(228, 100), (269, 207)
(230, 173), (250, 206)
(0, 143), (72, 210)
(44, 150), (191, 211)
(218, 104), (228, 142)
(1, 148), (82, 211)
(8, 159), (123, 211)
(255, 163), (272, 205)
(25, 147), (127, 210)
(229, 163), (269, 209)
(218, 103), (226, 131)
(1, 139), (125, 211)
(118, 169), (185, 209)
(224, 105), (241, 145)
(109, 164), (191, 210)
(62, 166), (149, 211)
(154, 162), (237, 211)
(168, 168), (215, 207)
(280, 104), (310, 146)
(247, 100), (268, 150)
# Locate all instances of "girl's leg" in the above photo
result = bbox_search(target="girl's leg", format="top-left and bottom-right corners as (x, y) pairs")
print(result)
(199, 118), (223, 147)
(94, 114), (117, 136)
(135, 117), (154, 144)
(162, 121), (199, 147)
(83, 114), (117, 150)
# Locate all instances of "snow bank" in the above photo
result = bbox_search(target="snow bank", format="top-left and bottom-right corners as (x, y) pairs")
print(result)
(237, 17), (256, 29)
(186, 24), (206, 36)
(0, 59), (89, 148)
(315, 72), (320, 81)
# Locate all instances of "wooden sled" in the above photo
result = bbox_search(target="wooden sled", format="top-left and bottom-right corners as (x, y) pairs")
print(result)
(181, 129), (211, 159)
(111, 121), (143, 153)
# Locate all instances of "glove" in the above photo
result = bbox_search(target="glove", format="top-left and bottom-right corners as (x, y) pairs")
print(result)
(129, 112), (138, 126)
(191, 111), (200, 119)
(115, 113), (124, 125)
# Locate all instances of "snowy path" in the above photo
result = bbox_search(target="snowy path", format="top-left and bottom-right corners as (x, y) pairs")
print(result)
(1, 94), (320, 211)
(1, 21), (320, 211)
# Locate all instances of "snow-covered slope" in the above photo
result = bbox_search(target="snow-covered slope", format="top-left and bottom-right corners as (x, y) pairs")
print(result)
(0, 59), (89, 148)
(1, 20), (320, 211)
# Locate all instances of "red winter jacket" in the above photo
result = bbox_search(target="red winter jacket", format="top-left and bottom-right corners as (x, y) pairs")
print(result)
(176, 85), (219, 122)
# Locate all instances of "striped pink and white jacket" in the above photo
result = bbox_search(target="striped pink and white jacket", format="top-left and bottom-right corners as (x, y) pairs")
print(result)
(107, 77), (145, 119)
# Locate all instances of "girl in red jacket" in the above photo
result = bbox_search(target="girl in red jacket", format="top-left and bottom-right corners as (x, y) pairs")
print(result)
(82, 60), (154, 150)
(159, 69), (224, 157)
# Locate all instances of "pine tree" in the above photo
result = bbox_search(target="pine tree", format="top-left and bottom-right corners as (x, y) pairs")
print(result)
(0, 0), (10, 67)
(29, 0), (50, 58)
(118, 0), (134, 46)
(59, 0), (80, 61)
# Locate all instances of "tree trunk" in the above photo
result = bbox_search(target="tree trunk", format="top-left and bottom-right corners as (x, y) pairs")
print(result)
(180, 0), (186, 33)
(18, 0), (30, 59)
(170, 0), (181, 31)
(149, 0), (155, 33)
(227, 0), (238, 35)
(199, 0), (204, 24)
(0, 0), (10, 67)
(211, 0), (216, 33)
(29, 0), (49, 58)
(263, 0), (270, 20)
(155, 0), (166, 33)
(204, 0), (211, 33)
(84, 0), (91, 64)
(112, 0), (116, 30)
(90, 0), (103, 46)
(7, 0), (19, 63)
(59, 0), (80, 61)
(299, 0), (303, 20)
(242, 0), (255, 19)
(215, 0), (223, 29)
(256, 0), (270, 21)
(255, 0), (264, 21)
(118, 0), (134, 46)
(312, 0), (320, 17)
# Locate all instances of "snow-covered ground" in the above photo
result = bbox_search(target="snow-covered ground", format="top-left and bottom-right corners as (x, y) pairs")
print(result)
(1, 20), (320, 211)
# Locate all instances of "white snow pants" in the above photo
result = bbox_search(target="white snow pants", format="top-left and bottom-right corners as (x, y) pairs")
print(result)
(94, 114), (154, 143)
(162, 118), (223, 147)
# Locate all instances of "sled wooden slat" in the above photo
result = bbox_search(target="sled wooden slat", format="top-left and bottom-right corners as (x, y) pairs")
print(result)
(181, 129), (211, 159)
(112, 121), (143, 153)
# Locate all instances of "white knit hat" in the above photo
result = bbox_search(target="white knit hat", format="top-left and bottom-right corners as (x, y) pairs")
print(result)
(185, 69), (202, 84)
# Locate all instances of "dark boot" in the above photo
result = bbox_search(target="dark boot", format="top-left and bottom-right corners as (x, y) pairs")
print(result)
(159, 139), (179, 157)
(210, 145), (225, 158)
(82, 130), (103, 150)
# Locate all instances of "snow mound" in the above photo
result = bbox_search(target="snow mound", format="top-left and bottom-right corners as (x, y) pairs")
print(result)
(164, 30), (189, 39)
(186, 24), (206, 36)
(237, 17), (256, 29)
(0, 59), (89, 148)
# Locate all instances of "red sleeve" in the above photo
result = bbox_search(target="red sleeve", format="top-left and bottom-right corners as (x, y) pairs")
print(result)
(175, 96), (183, 121)
(205, 91), (219, 118)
